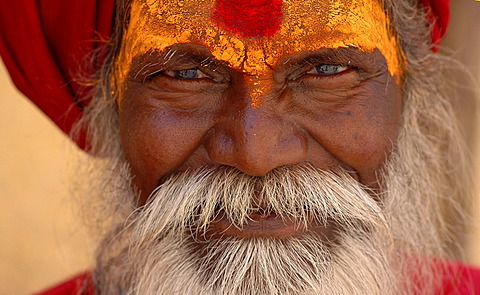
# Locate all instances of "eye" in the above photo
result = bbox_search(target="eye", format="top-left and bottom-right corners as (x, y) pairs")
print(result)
(163, 68), (208, 80)
(306, 64), (350, 76)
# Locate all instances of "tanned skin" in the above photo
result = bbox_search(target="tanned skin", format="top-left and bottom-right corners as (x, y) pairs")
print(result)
(118, 45), (402, 239)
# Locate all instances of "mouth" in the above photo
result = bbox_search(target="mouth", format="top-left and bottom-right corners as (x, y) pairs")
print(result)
(205, 209), (334, 240)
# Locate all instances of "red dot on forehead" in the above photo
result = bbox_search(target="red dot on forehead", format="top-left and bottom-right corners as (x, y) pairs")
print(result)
(212, 0), (283, 38)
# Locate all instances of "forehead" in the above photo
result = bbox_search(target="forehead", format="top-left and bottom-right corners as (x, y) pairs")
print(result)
(118, 0), (402, 100)
(123, 0), (399, 67)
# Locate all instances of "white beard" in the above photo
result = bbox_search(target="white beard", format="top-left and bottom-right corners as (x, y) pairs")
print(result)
(117, 231), (395, 295)
(91, 166), (418, 295)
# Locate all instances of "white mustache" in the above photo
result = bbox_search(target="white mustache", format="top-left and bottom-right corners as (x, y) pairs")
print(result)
(128, 165), (387, 243)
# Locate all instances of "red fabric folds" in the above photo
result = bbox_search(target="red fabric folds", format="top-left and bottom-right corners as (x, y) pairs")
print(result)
(421, 0), (451, 51)
(0, 0), (449, 150)
(0, 0), (115, 150)
(34, 272), (94, 295)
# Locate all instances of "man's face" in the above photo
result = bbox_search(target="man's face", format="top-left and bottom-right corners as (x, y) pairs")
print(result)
(116, 0), (403, 238)
(92, 1), (463, 293)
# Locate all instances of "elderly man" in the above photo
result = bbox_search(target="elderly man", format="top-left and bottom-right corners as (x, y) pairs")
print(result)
(1, 0), (479, 294)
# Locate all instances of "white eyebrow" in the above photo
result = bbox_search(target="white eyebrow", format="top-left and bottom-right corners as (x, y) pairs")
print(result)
(163, 49), (178, 61)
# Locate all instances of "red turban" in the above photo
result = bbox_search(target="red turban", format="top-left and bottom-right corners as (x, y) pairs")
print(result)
(421, 0), (451, 51)
(0, 0), (450, 150)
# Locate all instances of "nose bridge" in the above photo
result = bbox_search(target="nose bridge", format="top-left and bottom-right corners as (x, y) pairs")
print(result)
(207, 101), (307, 176)
(240, 106), (275, 156)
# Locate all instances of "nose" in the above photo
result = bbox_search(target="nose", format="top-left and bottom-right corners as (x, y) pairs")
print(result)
(206, 99), (308, 176)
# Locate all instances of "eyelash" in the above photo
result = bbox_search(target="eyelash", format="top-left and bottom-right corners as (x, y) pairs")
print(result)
(145, 67), (225, 84)
(163, 68), (207, 80)
(306, 64), (352, 76)
(289, 64), (355, 82)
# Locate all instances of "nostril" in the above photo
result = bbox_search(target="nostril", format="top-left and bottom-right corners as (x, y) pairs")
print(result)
(205, 103), (308, 176)
(206, 126), (308, 177)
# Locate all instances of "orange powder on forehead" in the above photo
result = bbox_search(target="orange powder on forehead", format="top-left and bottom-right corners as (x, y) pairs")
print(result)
(117, 0), (403, 107)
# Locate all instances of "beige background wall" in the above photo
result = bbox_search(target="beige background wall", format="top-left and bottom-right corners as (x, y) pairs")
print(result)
(0, 64), (93, 294)
(442, 0), (480, 266)
(1, 2), (480, 294)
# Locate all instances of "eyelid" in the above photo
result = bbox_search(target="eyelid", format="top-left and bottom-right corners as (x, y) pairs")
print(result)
(145, 65), (228, 84)
(131, 52), (218, 82)
(306, 64), (351, 76)
(286, 50), (366, 74)
(289, 64), (353, 81)
(163, 68), (208, 79)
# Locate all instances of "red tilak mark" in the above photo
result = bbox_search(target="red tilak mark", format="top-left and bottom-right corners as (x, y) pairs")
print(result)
(213, 0), (283, 38)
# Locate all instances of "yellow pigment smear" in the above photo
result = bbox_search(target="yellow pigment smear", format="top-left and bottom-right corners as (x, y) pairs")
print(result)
(117, 0), (403, 107)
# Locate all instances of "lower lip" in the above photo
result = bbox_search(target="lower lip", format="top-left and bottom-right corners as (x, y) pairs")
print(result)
(207, 211), (309, 239)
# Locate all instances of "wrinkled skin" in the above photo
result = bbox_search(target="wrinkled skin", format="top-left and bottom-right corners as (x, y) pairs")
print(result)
(119, 45), (403, 205)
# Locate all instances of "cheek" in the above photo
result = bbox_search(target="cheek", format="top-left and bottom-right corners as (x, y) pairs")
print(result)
(339, 106), (400, 169)
(118, 104), (214, 198)
(297, 81), (403, 185)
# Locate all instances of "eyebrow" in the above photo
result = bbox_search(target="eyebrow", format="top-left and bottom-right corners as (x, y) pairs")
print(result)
(285, 47), (374, 67)
(130, 46), (224, 80)
(129, 44), (385, 81)
(284, 46), (388, 79)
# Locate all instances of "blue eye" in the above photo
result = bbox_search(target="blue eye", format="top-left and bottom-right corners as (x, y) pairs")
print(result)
(164, 68), (207, 79)
(308, 64), (350, 76)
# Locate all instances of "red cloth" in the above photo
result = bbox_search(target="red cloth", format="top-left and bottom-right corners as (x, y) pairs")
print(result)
(34, 262), (480, 295)
(436, 261), (480, 294)
(421, 0), (451, 51)
(440, 266), (480, 294)
(0, 0), (115, 150)
(34, 272), (94, 295)
(0, 0), (449, 150)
